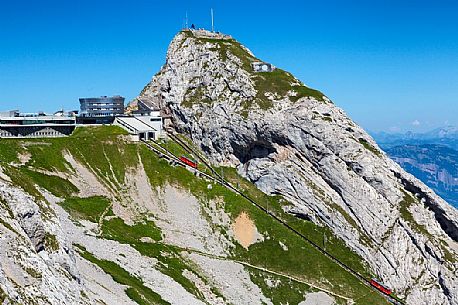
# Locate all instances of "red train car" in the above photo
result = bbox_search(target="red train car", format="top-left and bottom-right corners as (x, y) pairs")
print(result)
(179, 156), (198, 169)
(370, 279), (392, 295)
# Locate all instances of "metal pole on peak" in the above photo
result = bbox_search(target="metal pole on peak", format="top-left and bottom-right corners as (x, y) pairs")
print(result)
(185, 11), (188, 29)
(211, 8), (214, 32)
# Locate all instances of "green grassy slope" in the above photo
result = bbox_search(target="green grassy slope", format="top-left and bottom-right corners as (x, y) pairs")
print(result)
(0, 126), (389, 305)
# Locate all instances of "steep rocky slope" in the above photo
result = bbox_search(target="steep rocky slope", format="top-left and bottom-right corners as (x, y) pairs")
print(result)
(0, 177), (84, 304)
(137, 29), (458, 305)
(0, 127), (391, 305)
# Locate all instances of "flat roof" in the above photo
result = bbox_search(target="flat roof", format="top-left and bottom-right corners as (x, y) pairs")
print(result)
(0, 110), (19, 117)
(0, 116), (75, 121)
(79, 96), (125, 100)
(116, 116), (157, 133)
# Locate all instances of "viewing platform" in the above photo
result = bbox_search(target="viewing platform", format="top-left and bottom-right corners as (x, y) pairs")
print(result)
(184, 29), (232, 40)
(0, 110), (76, 138)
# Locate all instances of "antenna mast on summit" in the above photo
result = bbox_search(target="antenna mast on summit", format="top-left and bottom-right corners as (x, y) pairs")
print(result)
(185, 11), (188, 29)
(211, 8), (214, 32)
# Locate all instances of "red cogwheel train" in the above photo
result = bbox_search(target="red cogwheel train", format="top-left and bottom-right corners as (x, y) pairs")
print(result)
(370, 278), (392, 295)
(179, 156), (198, 169)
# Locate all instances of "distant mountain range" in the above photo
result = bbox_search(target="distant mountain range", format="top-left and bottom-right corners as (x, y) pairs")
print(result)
(386, 144), (458, 207)
(372, 128), (458, 208)
(372, 126), (458, 150)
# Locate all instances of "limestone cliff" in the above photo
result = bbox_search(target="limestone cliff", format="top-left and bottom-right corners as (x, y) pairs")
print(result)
(1, 29), (457, 305)
(3, 126), (373, 305)
(137, 29), (458, 305)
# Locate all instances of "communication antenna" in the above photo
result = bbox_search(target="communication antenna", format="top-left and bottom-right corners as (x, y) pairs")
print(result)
(185, 11), (188, 29)
(211, 8), (214, 32)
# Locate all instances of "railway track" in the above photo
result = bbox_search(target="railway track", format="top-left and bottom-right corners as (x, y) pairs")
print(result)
(166, 132), (223, 180)
(141, 136), (405, 305)
(141, 139), (217, 182)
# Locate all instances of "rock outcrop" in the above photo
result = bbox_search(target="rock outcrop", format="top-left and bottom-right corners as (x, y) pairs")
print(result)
(0, 180), (86, 304)
(137, 29), (458, 305)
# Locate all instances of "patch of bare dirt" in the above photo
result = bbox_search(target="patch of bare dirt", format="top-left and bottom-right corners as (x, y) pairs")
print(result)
(233, 212), (259, 249)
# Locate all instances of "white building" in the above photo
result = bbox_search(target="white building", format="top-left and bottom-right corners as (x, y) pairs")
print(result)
(114, 112), (164, 141)
(252, 61), (276, 73)
(0, 110), (76, 138)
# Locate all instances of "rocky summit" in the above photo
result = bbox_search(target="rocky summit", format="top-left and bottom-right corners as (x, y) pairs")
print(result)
(137, 29), (458, 305)
(0, 29), (457, 305)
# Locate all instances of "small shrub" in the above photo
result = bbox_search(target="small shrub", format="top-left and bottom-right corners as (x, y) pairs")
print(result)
(359, 138), (382, 157)
(44, 233), (59, 252)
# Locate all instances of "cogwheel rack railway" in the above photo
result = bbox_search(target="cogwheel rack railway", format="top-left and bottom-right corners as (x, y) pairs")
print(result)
(140, 134), (406, 305)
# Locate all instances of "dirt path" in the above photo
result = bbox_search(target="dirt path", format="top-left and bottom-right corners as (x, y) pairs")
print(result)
(176, 245), (351, 302)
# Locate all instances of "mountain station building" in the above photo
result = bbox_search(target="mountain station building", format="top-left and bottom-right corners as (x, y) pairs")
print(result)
(0, 95), (165, 139)
(0, 110), (76, 138)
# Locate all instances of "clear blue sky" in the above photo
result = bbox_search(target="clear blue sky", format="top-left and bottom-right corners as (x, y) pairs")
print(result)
(1, 0), (458, 132)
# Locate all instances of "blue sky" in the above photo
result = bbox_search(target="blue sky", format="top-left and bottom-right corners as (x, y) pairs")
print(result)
(1, 0), (458, 132)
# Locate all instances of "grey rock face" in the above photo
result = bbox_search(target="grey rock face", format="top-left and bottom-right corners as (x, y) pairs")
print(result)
(0, 179), (87, 304)
(138, 30), (458, 305)
(13, 197), (45, 252)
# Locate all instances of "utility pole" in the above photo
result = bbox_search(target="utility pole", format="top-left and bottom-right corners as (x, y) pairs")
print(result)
(211, 8), (214, 32)
(323, 231), (327, 251)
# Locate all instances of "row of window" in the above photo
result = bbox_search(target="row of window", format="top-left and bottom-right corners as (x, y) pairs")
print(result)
(0, 120), (75, 125)
(30, 131), (63, 137)
(86, 102), (124, 106)
(84, 103), (122, 106)
(82, 113), (117, 117)
(86, 108), (123, 111)
(0, 131), (65, 137)
(0, 132), (59, 136)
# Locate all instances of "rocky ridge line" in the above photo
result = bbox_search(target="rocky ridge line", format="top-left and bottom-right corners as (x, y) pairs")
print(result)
(137, 29), (458, 305)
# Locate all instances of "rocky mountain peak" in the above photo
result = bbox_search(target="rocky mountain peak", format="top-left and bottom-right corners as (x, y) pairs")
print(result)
(138, 29), (327, 117)
(137, 29), (458, 304)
